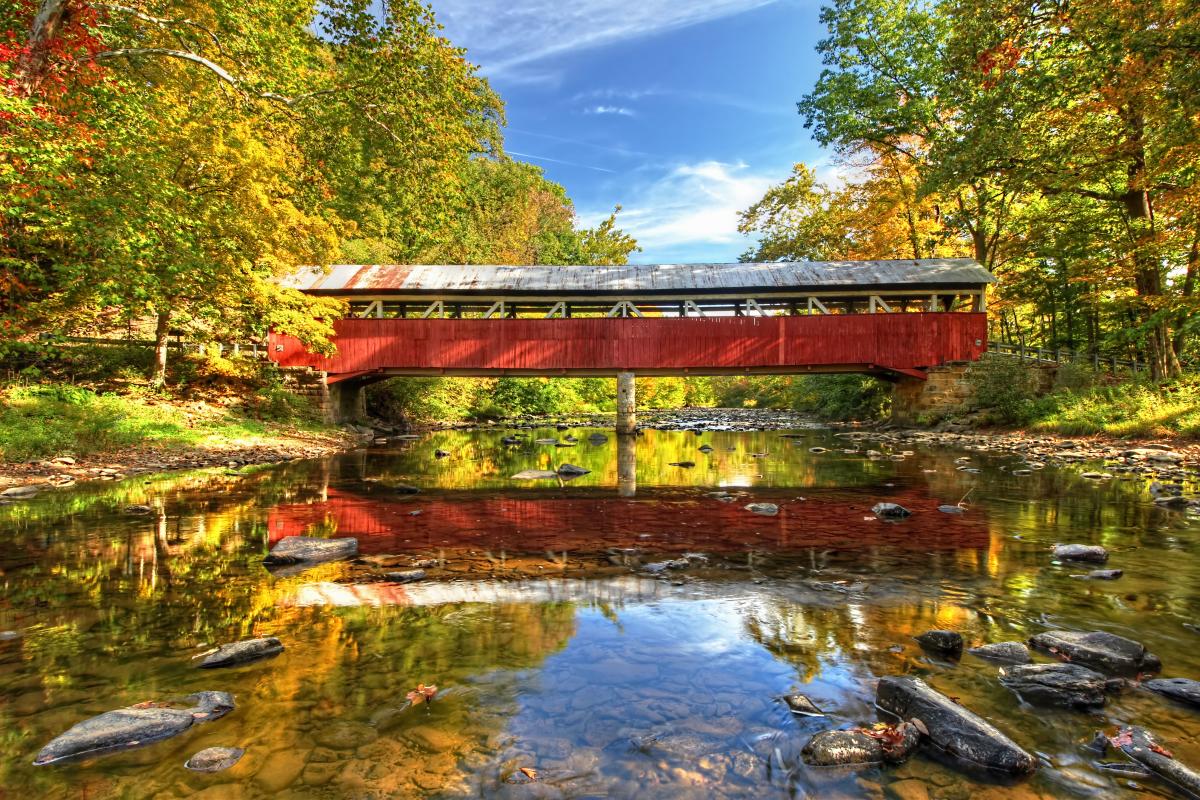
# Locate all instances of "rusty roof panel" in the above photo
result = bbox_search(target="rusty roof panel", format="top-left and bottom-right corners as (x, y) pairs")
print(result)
(282, 259), (994, 295)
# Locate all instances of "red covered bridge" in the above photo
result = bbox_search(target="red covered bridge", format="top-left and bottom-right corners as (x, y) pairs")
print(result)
(269, 259), (994, 423)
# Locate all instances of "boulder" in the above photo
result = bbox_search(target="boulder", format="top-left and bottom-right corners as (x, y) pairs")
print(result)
(33, 692), (234, 765)
(185, 746), (245, 772)
(1, 485), (40, 499)
(872, 503), (911, 520)
(967, 642), (1031, 664)
(198, 637), (283, 669)
(1029, 630), (1160, 676)
(1052, 544), (1108, 563)
(263, 537), (357, 574)
(744, 503), (779, 516)
(998, 663), (1109, 709)
(1112, 727), (1200, 797)
(915, 630), (963, 657)
(875, 676), (1036, 776)
(1144, 678), (1200, 708)
(781, 693), (825, 716)
(801, 722), (922, 767)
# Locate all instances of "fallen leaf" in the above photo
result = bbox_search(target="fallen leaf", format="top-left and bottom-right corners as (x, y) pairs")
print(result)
(1150, 743), (1174, 758)
(519, 767), (539, 781)
(1109, 729), (1134, 749)
(910, 718), (929, 736)
(406, 683), (438, 705)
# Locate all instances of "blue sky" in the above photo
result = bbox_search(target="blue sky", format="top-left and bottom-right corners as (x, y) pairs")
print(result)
(425, 0), (834, 264)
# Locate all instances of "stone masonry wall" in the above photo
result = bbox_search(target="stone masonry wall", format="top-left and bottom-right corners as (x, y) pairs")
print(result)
(891, 363), (974, 425)
(277, 366), (332, 421)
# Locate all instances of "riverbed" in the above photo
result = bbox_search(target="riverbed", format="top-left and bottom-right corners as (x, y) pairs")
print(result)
(1, 418), (1198, 798)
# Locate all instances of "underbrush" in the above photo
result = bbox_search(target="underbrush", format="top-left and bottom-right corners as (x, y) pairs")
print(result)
(1026, 378), (1200, 438)
(710, 374), (891, 420)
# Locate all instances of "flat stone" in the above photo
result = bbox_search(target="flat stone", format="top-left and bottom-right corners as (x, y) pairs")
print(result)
(1052, 544), (1108, 563)
(264, 537), (357, 569)
(313, 721), (377, 751)
(34, 692), (234, 765)
(745, 503), (779, 516)
(1029, 630), (1160, 676)
(254, 749), (306, 793)
(1144, 678), (1200, 708)
(1, 485), (39, 499)
(511, 470), (560, 480)
(967, 643), (1031, 665)
(998, 663), (1109, 709)
(781, 693), (824, 716)
(198, 637), (284, 669)
(1113, 727), (1200, 797)
(876, 676), (1036, 776)
(185, 746), (245, 772)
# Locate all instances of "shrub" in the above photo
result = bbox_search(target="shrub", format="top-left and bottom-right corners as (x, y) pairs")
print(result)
(966, 354), (1039, 424)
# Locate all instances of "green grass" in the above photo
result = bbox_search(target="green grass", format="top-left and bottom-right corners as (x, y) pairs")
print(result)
(0, 384), (332, 462)
(1025, 377), (1200, 439)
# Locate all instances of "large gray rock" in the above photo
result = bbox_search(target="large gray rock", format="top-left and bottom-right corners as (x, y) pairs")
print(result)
(1029, 630), (1160, 676)
(998, 663), (1110, 709)
(510, 470), (560, 480)
(1, 485), (40, 499)
(1113, 727), (1200, 797)
(915, 630), (963, 657)
(1052, 543), (1108, 563)
(875, 676), (1036, 776)
(801, 723), (921, 767)
(34, 692), (234, 765)
(198, 637), (283, 669)
(1144, 678), (1200, 708)
(263, 537), (357, 573)
(556, 463), (590, 477)
(871, 503), (911, 520)
(745, 503), (779, 516)
(967, 642), (1032, 664)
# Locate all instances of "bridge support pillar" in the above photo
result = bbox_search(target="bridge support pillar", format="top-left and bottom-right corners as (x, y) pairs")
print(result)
(891, 363), (974, 425)
(616, 372), (636, 435)
(617, 430), (636, 498)
(328, 379), (367, 424)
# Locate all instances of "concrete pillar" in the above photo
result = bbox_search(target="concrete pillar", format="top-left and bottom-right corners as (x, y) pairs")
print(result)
(617, 429), (636, 498)
(327, 380), (366, 423)
(616, 371), (636, 435)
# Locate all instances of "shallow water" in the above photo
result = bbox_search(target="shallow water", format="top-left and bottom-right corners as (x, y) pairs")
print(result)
(1, 424), (1199, 799)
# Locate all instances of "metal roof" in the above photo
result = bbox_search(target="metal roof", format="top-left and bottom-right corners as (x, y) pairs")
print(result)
(282, 258), (994, 296)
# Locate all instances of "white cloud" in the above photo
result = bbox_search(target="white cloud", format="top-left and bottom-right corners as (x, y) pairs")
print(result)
(584, 105), (635, 117)
(429, 0), (779, 74)
(580, 160), (784, 261)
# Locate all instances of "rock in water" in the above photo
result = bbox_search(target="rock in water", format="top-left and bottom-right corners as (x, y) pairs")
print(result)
(185, 746), (244, 772)
(263, 537), (357, 574)
(669, 461), (696, 468)
(744, 503), (779, 516)
(384, 569), (426, 583)
(1144, 678), (1200, 708)
(510, 470), (560, 480)
(1113, 727), (1200, 798)
(782, 693), (825, 716)
(875, 676), (1036, 776)
(1052, 543), (1108, 563)
(1075, 569), (1123, 580)
(198, 637), (283, 669)
(915, 630), (963, 657)
(434, 449), (449, 459)
(0, 485), (40, 499)
(998, 663), (1110, 709)
(556, 464), (590, 477)
(34, 692), (234, 766)
(967, 642), (1032, 664)
(698, 445), (714, 453)
(938, 504), (966, 514)
(801, 722), (922, 767)
(872, 503), (911, 520)
(1029, 630), (1160, 676)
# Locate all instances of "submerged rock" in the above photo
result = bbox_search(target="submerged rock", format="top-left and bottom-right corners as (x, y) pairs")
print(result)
(1144, 678), (1200, 708)
(744, 503), (779, 516)
(389, 483), (421, 495)
(938, 504), (966, 514)
(263, 537), (357, 573)
(384, 569), (426, 583)
(915, 630), (963, 657)
(34, 692), (234, 765)
(1074, 569), (1123, 580)
(434, 449), (450, 459)
(967, 642), (1032, 664)
(1113, 727), (1200, 798)
(185, 746), (244, 772)
(669, 461), (696, 468)
(876, 676), (1037, 776)
(1052, 544), (1109, 563)
(556, 463), (590, 477)
(998, 663), (1110, 709)
(871, 503), (911, 520)
(1, 485), (40, 499)
(198, 637), (283, 669)
(802, 722), (922, 767)
(1029, 630), (1160, 676)
(123, 504), (153, 515)
(510, 470), (560, 480)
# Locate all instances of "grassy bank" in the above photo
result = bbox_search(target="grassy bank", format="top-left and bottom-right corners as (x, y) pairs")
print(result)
(0, 383), (341, 462)
(1022, 379), (1200, 438)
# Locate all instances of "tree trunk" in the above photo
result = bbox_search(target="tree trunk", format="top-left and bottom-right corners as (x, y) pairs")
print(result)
(151, 311), (170, 387)
(19, 0), (71, 94)
(1173, 231), (1198, 360)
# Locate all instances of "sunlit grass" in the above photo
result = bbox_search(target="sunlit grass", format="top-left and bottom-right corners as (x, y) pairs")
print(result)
(1027, 378), (1200, 439)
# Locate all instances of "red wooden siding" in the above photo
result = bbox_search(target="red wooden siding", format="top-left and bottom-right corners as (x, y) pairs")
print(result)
(269, 313), (987, 376)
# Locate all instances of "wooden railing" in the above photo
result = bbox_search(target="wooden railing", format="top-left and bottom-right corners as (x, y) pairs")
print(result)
(43, 335), (269, 359)
(987, 340), (1149, 372)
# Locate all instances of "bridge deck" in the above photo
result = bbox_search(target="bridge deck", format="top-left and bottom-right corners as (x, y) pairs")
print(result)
(269, 313), (986, 379)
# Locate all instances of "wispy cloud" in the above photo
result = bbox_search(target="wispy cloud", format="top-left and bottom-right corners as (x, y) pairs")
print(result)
(580, 160), (783, 261)
(430, 0), (778, 74)
(584, 105), (635, 117)
(506, 150), (617, 173)
(574, 86), (795, 117)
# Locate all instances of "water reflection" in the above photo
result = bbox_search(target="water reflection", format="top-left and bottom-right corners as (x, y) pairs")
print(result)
(0, 425), (1197, 799)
